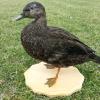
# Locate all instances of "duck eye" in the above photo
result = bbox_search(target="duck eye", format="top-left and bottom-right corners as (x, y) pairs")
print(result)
(30, 7), (34, 10)
(24, 9), (30, 11)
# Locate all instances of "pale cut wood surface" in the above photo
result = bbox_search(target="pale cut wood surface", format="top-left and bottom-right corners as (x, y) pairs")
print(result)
(24, 62), (84, 97)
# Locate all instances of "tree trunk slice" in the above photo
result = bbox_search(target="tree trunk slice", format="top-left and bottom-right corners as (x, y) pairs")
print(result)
(24, 62), (84, 97)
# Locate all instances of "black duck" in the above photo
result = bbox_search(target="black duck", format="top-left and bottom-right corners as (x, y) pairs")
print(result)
(15, 2), (100, 87)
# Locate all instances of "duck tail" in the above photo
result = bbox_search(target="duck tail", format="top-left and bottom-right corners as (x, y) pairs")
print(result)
(89, 53), (100, 64)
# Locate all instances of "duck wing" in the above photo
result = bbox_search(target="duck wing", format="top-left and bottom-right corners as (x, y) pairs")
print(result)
(38, 27), (95, 65)
(47, 26), (95, 53)
(48, 26), (79, 40)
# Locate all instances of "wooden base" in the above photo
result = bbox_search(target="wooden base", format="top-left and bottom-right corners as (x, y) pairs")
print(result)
(24, 62), (84, 97)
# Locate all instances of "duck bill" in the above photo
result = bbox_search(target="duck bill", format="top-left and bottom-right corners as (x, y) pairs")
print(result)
(13, 14), (24, 21)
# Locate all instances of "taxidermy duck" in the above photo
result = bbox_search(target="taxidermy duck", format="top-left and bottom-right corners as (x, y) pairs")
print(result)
(15, 2), (100, 87)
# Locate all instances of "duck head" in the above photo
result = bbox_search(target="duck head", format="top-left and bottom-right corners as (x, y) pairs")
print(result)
(14, 2), (46, 21)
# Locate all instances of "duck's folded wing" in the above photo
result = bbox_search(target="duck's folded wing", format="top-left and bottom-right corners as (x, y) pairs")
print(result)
(48, 26), (79, 40)
(48, 27), (95, 54)
(43, 36), (95, 62)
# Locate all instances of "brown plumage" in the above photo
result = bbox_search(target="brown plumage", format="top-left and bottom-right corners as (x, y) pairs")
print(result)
(15, 2), (100, 87)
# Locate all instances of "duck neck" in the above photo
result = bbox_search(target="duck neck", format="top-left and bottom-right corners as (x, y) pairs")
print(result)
(33, 16), (47, 29)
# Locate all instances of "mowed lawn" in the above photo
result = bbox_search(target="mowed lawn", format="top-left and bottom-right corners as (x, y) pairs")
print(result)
(0, 0), (100, 99)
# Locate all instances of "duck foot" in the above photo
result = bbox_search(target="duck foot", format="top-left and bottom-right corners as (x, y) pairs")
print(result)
(45, 77), (57, 87)
(45, 68), (60, 87)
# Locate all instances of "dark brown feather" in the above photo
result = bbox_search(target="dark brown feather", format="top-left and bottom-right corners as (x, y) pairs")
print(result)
(20, 2), (100, 67)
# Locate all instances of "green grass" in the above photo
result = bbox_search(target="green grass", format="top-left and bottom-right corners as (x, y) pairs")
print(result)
(0, 0), (100, 99)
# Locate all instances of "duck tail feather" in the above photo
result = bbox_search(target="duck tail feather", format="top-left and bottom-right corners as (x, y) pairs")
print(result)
(89, 53), (100, 64)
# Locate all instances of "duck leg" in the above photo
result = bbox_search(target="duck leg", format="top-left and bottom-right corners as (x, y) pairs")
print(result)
(45, 68), (60, 87)
(45, 64), (56, 69)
